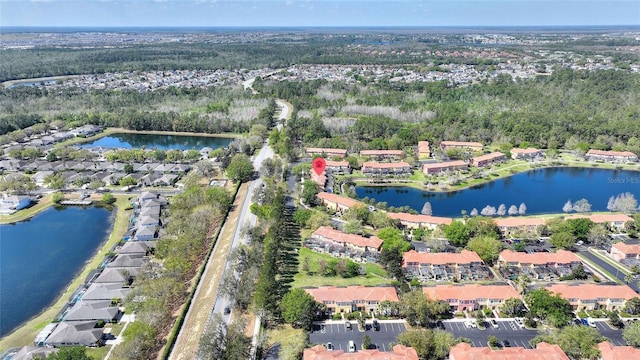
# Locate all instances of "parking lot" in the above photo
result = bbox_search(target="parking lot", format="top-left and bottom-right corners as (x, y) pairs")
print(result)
(593, 320), (626, 346)
(309, 321), (406, 352)
(443, 319), (539, 348)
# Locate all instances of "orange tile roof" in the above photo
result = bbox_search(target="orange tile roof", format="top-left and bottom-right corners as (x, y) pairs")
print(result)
(303, 344), (418, 360)
(472, 152), (505, 163)
(360, 150), (405, 156)
(494, 217), (546, 228)
(402, 250), (482, 266)
(417, 141), (430, 153)
(566, 214), (634, 224)
(612, 242), (640, 255)
(305, 147), (348, 156)
(511, 147), (542, 155)
(325, 160), (349, 167)
(312, 226), (383, 249)
(387, 212), (453, 226)
(587, 149), (638, 158)
(423, 284), (519, 302)
(422, 160), (467, 170)
(598, 341), (640, 360)
(441, 141), (484, 148)
(304, 286), (400, 304)
(362, 161), (411, 169)
(317, 192), (362, 209)
(498, 250), (580, 265)
(310, 170), (327, 187)
(449, 342), (569, 360)
(546, 284), (638, 302)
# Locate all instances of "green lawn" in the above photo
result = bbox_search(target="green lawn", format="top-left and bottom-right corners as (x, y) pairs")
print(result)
(292, 248), (391, 287)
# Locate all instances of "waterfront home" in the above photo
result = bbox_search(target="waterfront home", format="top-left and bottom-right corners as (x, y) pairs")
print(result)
(598, 342), (640, 360)
(311, 226), (383, 253)
(423, 284), (520, 312)
(387, 212), (453, 230)
(82, 283), (131, 301)
(449, 342), (569, 360)
(115, 241), (156, 256)
(304, 285), (399, 315)
(610, 242), (640, 262)
(470, 152), (506, 167)
(8, 346), (58, 360)
(439, 140), (483, 153)
(545, 283), (638, 311)
(416, 141), (431, 159)
(360, 149), (405, 160)
(361, 161), (411, 175)
(421, 160), (468, 174)
(70, 124), (103, 138)
(316, 192), (363, 214)
(106, 254), (147, 269)
(586, 149), (639, 163)
(325, 160), (351, 174)
(566, 213), (634, 231)
(402, 250), (489, 282)
(93, 268), (135, 284)
(497, 250), (582, 281)
(44, 321), (104, 347)
(133, 225), (156, 241)
(64, 300), (121, 323)
(494, 217), (546, 237)
(304, 344), (418, 360)
(0, 195), (30, 210)
(511, 147), (543, 160)
(305, 147), (348, 158)
(0, 159), (23, 171)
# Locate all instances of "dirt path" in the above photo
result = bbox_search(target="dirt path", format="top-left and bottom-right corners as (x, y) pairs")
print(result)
(168, 183), (249, 360)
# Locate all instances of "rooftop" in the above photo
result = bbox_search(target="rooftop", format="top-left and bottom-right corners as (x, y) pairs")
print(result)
(403, 250), (483, 266)
(499, 249), (580, 265)
(423, 284), (519, 302)
(305, 285), (399, 304)
(441, 140), (483, 148)
(317, 192), (363, 209)
(612, 242), (640, 255)
(362, 161), (411, 169)
(387, 212), (453, 225)
(587, 149), (638, 157)
(312, 226), (383, 249)
(360, 150), (405, 156)
(303, 344), (418, 360)
(449, 342), (569, 360)
(545, 283), (638, 301)
(598, 341), (640, 360)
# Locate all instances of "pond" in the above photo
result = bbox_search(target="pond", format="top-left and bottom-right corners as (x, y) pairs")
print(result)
(78, 132), (234, 150)
(355, 167), (640, 217)
(0, 205), (114, 337)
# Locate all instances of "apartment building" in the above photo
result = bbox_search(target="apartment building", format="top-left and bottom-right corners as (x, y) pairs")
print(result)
(305, 147), (348, 158)
(304, 286), (399, 315)
(422, 160), (468, 175)
(511, 147), (543, 160)
(470, 152), (506, 168)
(423, 284), (520, 312)
(545, 283), (638, 311)
(610, 242), (640, 262)
(387, 212), (453, 230)
(304, 344), (418, 360)
(316, 192), (363, 214)
(585, 149), (638, 163)
(416, 141), (431, 159)
(361, 161), (412, 175)
(311, 226), (383, 253)
(359, 149), (405, 160)
(402, 250), (489, 282)
(449, 342), (569, 360)
(440, 141), (484, 153)
(494, 217), (546, 237)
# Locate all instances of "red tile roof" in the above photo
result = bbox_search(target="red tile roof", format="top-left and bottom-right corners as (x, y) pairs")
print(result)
(387, 212), (453, 226)
(546, 284), (637, 302)
(304, 286), (400, 304)
(472, 152), (505, 163)
(587, 149), (638, 158)
(422, 160), (467, 171)
(362, 161), (411, 169)
(402, 250), (482, 266)
(511, 148), (541, 155)
(304, 344), (418, 360)
(423, 284), (519, 302)
(441, 141), (484, 148)
(312, 226), (383, 249)
(305, 147), (348, 156)
(498, 250), (580, 265)
(494, 217), (546, 228)
(598, 341), (640, 360)
(317, 192), (362, 209)
(566, 214), (634, 224)
(325, 160), (349, 167)
(417, 141), (430, 154)
(360, 150), (405, 156)
(449, 342), (569, 360)
(612, 242), (640, 255)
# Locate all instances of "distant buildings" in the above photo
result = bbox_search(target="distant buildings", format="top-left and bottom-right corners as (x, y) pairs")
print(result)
(586, 149), (638, 163)
(360, 149), (405, 160)
(362, 161), (411, 175)
(470, 152), (506, 168)
(387, 212), (453, 230)
(566, 213), (634, 231)
(545, 283), (638, 311)
(422, 160), (467, 175)
(511, 147), (543, 160)
(305, 147), (348, 158)
(416, 141), (430, 159)
(494, 217), (546, 237)
(440, 141), (483, 153)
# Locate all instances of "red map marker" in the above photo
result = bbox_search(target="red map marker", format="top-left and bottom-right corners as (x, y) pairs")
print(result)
(312, 158), (326, 175)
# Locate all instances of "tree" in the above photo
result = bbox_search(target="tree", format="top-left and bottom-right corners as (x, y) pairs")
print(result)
(587, 225), (609, 246)
(518, 202), (527, 215)
(623, 320), (640, 347)
(124, 163), (134, 174)
(525, 289), (573, 328)
(624, 297), (640, 315)
(497, 204), (506, 216)
(563, 200), (574, 213)
(470, 208), (478, 217)
(550, 231), (576, 249)
(362, 334), (372, 350)
(475, 310), (486, 328)
(508, 205), (518, 216)
(52, 191), (64, 204)
(488, 335), (499, 347)
(280, 288), (318, 330)
(466, 236), (502, 265)
(608, 192), (638, 212)
(225, 154), (255, 182)
(466, 216), (501, 239)
(301, 180), (320, 206)
(421, 201), (432, 215)
(46, 346), (91, 360)
(532, 325), (605, 360)
(102, 192), (116, 204)
(573, 198), (592, 213)
(119, 176), (137, 186)
(515, 274), (531, 295)
(566, 218), (595, 240)
(396, 329), (454, 360)
(444, 221), (471, 247)
(608, 311), (623, 329)
(45, 172), (65, 190)
(480, 205), (496, 216)
(502, 297), (527, 317)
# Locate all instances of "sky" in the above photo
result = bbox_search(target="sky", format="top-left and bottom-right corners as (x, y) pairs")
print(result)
(1, 0), (639, 28)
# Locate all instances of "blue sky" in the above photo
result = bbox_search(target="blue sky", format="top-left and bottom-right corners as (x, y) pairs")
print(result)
(1, 1), (639, 27)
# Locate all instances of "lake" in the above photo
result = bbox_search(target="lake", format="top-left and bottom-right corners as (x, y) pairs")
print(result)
(0, 206), (114, 337)
(78, 132), (234, 150)
(355, 167), (640, 217)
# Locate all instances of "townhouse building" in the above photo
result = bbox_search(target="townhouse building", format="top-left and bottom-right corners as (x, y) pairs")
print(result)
(422, 160), (468, 175)
(470, 152), (506, 168)
(387, 212), (453, 230)
(304, 345), (418, 360)
(305, 147), (348, 158)
(450, 342), (569, 360)
(423, 284), (520, 313)
(402, 250), (490, 282)
(316, 192), (364, 214)
(511, 147), (543, 160)
(585, 149), (638, 163)
(304, 286), (399, 315)
(545, 283), (638, 311)
(598, 342), (640, 360)
(311, 226), (383, 253)
(566, 213), (634, 231)
(416, 141), (431, 159)
(494, 217), (546, 237)
(610, 242), (640, 262)
(359, 149), (405, 160)
(498, 250), (582, 281)
(439, 141), (484, 153)
(325, 160), (351, 174)
(361, 161), (412, 175)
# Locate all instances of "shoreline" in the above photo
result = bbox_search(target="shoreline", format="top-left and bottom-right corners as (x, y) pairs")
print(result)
(0, 194), (54, 225)
(0, 195), (132, 353)
(1, 75), (82, 89)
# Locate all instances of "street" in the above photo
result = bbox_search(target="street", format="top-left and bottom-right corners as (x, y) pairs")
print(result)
(309, 321), (406, 352)
(579, 249), (640, 293)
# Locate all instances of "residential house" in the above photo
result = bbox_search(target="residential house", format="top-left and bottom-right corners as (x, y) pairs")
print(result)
(115, 241), (156, 256)
(64, 300), (121, 323)
(106, 254), (146, 269)
(305, 147), (348, 158)
(610, 242), (640, 262)
(361, 161), (411, 175)
(133, 225), (156, 241)
(311, 226), (383, 253)
(44, 321), (104, 347)
(82, 283), (131, 301)
(93, 268), (133, 284)
(498, 250), (582, 281)
(566, 214), (634, 231)
(360, 150), (405, 160)
(598, 341), (640, 360)
(545, 283), (638, 311)
(387, 212), (453, 230)
(470, 152), (506, 168)
(422, 160), (468, 175)
(0, 195), (30, 210)
(304, 286), (399, 315)
(423, 284), (520, 313)
(316, 192), (363, 214)
(325, 160), (351, 174)
(494, 217), (546, 237)
(449, 342), (569, 360)
(439, 141), (483, 153)
(309, 169), (327, 188)
(70, 124), (103, 137)
(416, 141), (431, 160)
(511, 147), (543, 160)
(8, 346), (58, 360)
(402, 250), (489, 281)
(304, 344), (418, 360)
(586, 149), (638, 163)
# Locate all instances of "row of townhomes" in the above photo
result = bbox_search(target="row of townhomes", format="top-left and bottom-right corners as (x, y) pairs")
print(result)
(30, 192), (166, 351)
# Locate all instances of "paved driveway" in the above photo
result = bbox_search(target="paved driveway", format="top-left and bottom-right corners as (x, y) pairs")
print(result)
(443, 319), (540, 348)
(309, 321), (406, 352)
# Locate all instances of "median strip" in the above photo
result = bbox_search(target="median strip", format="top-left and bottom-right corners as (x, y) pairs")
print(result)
(575, 253), (623, 285)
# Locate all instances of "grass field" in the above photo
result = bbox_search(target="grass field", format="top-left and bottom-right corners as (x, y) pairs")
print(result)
(265, 324), (307, 360)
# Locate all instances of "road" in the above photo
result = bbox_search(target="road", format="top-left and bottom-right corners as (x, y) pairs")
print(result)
(578, 249), (640, 293)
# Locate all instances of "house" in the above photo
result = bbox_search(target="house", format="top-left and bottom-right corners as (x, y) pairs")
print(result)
(545, 283), (638, 311)
(31, 170), (54, 186)
(449, 342), (569, 360)
(106, 254), (146, 268)
(317, 192), (364, 214)
(0, 195), (31, 210)
(470, 152), (505, 168)
(64, 300), (121, 322)
(133, 225), (156, 241)
(610, 242), (640, 262)
(311, 226), (383, 253)
(498, 250), (581, 268)
(598, 341), (640, 360)
(305, 147), (348, 158)
(387, 212), (453, 230)
(309, 169), (327, 188)
(70, 124), (103, 138)
(137, 214), (160, 227)
(8, 346), (58, 360)
(360, 149), (405, 160)
(93, 268), (134, 284)
(138, 191), (159, 202)
(511, 147), (543, 160)
(439, 141), (483, 153)
(304, 344), (418, 360)
(422, 160), (468, 175)
(82, 283), (131, 301)
(416, 141), (431, 160)
(304, 286), (399, 315)
(566, 214), (634, 231)
(423, 284), (520, 312)
(361, 161), (411, 175)
(153, 173), (178, 186)
(402, 250), (489, 282)
(494, 217), (546, 237)
(325, 160), (351, 174)
(44, 321), (104, 347)
(586, 149), (638, 163)
(115, 241), (156, 255)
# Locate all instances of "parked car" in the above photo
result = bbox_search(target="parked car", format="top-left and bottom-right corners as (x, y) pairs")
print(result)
(345, 321), (352, 330)
(372, 319), (380, 331)
(503, 340), (511, 347)
(491, 319), (499, 328)
(224, 307), (231, 315)
(326, 342), (334, 351)
(348, 340), (356, 353)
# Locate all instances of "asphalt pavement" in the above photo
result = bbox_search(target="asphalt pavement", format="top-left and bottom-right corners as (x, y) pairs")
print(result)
(309, 321), (406, 352)
(579, 249), (640, 293)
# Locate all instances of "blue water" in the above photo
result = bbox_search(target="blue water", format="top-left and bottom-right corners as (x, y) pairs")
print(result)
(355, 167), (640, 217)
(78, 133), (233, 150)
(0, 206), (114, 337)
